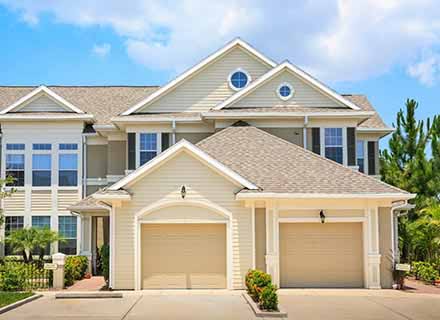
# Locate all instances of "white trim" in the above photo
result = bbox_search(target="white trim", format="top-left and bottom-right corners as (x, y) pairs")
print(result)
(109, 206), (115, 289)
(278, 217), (366, 223)
(109, 139), (258, 191)
(251, 203), (256, 269)
(111, 115), (203, 123)
(236, 192), (415, 200)
(0, 86), (85, 114)
(276, 82), (294, 101)
(121, 38), (276, 115)
(213, 61), (361, 111)
(140, 219), (227, 224)
(228, 68), (252, 91)
(357, 128), (394, 133)
(0, 114), (94, 121)
(93, 193), (131, 201)
(202, 111), (374, 119)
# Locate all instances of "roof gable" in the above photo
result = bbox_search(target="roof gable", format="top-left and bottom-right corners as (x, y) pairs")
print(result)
(121, 38), (276, 115)
(108, 139), (259, 191)
(214, 62), (361, 111)
(0, 86), (84, 114)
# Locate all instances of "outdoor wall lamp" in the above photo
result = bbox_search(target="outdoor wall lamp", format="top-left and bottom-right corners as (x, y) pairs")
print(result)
(181, 185), (186, 199)
(320, 210), (326, 224)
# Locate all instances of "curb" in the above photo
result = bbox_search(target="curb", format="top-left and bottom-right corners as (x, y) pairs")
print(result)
(55, 292), (123, 299)
(242, 293), (288, 318)
(0, 293), (43, 314)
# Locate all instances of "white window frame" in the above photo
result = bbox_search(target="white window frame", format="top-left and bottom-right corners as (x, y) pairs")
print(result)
(136, 133), (162, 168)
(277, 82), (294, 101)
(32, 146), (52, 189)
(5, 145), (25, 188)
(228, 68), (252, 91)
(357, 140), (365, 173)
(322, 128), (345, 165)
(58, 215), (78, 256)
(58, 143), (79, 189)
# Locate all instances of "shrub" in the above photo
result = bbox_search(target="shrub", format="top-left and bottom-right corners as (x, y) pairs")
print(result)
(64, 256), (89, 287)
(100, 244), (110, 282)
(411, 261), (439, 282)
(0, 263), (27, 291)
(259, 284), (278, 311)
(245, 269), (278, 311)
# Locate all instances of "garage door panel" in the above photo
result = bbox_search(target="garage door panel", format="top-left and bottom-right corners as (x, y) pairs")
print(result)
(141, 224), (226, 289)
(280, 223), (363, 288)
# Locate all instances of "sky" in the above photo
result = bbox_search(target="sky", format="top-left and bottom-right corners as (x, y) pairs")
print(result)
(1, 0), (440, 149)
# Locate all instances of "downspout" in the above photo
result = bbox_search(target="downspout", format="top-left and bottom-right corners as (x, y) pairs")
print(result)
(391, 200), (413, 264)
(303, 116), (308, 149)
(171, 120), (176, 145)
(82, 134), (87, 198)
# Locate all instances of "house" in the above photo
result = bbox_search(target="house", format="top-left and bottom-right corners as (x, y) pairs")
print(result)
(0, 39), (414, 290)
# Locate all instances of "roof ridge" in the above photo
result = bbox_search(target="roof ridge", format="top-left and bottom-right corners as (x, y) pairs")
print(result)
(204, 125), (408, 195)
(0, 85), (160, 88)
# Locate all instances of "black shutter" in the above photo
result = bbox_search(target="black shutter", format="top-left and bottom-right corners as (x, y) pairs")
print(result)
(312, 128), (320, 154)
(347, 128), (356, 166)
(127, 133), (136, 170)
(161, 133), (170, 151)
(368, 141), (376, 175)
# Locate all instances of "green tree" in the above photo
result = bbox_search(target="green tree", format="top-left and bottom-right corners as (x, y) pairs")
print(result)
(380, 99), (440, 263)
(0, 176), (17, 227)
(34, 228), (63, 261)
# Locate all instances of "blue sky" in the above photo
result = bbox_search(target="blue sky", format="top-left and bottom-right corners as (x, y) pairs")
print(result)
(1, 1), (439, 149)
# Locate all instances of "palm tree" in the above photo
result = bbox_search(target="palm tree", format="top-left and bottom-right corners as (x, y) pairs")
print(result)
(6, 227), (63, 262)
(412, 203), (440, 263)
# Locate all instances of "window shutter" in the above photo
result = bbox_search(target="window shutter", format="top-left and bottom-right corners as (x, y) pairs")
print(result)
(347, 128), (356, 166)
(312, 128), (320, 154)
(161, 133), (170, 151)
(127, 133), (136, 170)
(368, 141), (376, 175)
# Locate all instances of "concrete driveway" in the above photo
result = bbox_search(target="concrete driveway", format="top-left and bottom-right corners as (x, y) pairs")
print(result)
(1, 289), (439, 320)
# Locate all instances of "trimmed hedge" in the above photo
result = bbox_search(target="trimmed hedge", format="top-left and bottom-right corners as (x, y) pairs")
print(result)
(100, 244), (109, 282)
(245, 269), (278, 311)
(411, 261), (439, 283)
(64, 256), (89, 287)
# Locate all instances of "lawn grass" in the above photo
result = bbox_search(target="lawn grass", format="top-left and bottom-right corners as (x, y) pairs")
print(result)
(0, 292), (34, 308)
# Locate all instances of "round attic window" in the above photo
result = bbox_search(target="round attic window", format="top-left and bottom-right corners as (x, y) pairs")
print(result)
(277, 82), (294, 100)
(228, 69), (251, 91)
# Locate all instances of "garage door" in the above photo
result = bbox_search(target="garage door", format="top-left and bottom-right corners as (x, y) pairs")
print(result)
(280, 223), (363, 288)
(141, 223), (226, 289)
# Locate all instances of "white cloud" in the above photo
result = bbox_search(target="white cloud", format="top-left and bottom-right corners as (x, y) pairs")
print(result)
(407, 52), (440, 86)
(2, 0), (440, 85)
(92, 43), (111, 57)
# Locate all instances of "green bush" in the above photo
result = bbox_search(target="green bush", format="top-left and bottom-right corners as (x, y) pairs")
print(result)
(245, 269), (278, 311)
(259, 284), (278, 311)
(0, 263), (27, 291)
(64, 256), (89, 287)
(100, 244), (109, 282)
(411, 261), (440, 282)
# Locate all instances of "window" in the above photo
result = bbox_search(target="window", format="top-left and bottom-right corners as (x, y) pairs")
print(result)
(59, 154), (78, 186)
(32, 216), (51, 255)
(229, 69), (250, 90)
(32, 154), (51, 186)
(5, 216), (24, 255)
(324, 128), (343, 164)
(33, 144), (52, 150)
(59, 143), (78, 150)
(140, 133), (158, 165)
(6, 144), (25, 150)
(58, 216), (77, 255)
(6, 154), (24, 186)
(277, 82), (294, 100)
(357, 140), (365, 173)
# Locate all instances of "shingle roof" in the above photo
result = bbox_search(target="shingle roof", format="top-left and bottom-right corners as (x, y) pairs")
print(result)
(68, 195), (110, 212)
(196, 125), (407, 195)
(0, 86), (388, 129)
(0, 86), (158, 124)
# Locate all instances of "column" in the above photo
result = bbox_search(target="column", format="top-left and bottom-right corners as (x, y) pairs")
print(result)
(366, 206), (381, 289)
(265, 202), (280, 287)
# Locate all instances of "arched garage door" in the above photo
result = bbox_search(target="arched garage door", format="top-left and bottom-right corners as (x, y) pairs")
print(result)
(280, 223), (364, 288)
(141, 223), (226, 289)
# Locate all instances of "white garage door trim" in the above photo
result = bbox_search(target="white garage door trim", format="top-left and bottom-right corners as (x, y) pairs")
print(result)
(277, 216), (368, 288)
(133, 199), (233, 290)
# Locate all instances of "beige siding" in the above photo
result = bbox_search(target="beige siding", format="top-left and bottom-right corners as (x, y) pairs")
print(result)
(279, 209), (365, 218)
(16, 95), (69, 112)
(114, 151), (252, 289)
(175, 133), (212, 144)
(260, 128), (303, 147)
(31, 191), (52, 212)
(108, 141), (126, 175)
(87, 145), (108, 178)
(141, 205), (227, 222)
(255, 208), (266, 272)
(379, 207), (393, 288)
(4, 191), (25, 213)
(139, 47), (271, 113)
(58, 190), (80, 212)
(232, 70), (343, 109)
